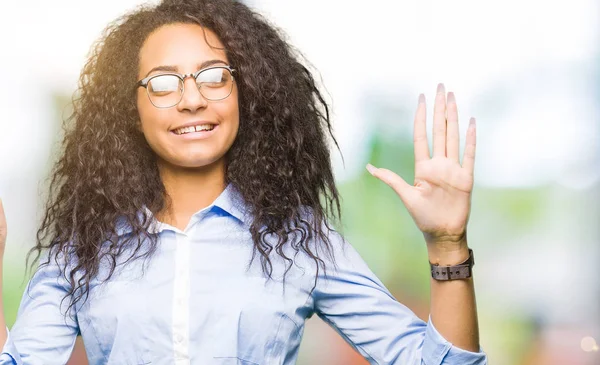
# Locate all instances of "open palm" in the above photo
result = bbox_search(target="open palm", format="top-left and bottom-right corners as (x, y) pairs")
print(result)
(367, 84), (476, 244)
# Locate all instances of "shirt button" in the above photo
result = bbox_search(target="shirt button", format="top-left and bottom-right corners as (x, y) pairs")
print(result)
(175, 334), (184, 343)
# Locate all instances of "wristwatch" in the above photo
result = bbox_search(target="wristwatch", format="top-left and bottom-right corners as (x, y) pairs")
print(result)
(429, 249), (474, 281)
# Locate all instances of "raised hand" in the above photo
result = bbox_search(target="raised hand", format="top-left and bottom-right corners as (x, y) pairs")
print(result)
(367, 84), (476, 253)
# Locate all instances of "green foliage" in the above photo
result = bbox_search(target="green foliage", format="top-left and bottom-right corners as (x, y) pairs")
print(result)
(337, 131), (431, 297)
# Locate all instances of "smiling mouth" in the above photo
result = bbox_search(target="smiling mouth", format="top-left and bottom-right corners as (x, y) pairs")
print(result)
(171, 124), (217, 135)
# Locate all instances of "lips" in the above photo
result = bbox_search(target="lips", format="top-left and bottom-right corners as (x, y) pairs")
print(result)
(169, 121), (218, 133)
(170, 124), (219, 140)
(172, 124), (215, 135)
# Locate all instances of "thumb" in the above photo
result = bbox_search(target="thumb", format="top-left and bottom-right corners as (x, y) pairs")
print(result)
(366, 164), (412, 201)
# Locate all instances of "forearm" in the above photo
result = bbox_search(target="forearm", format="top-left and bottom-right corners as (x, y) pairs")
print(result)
(427, 240), (480, 352)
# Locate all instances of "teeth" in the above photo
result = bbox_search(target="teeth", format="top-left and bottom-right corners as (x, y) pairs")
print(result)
(195, 124), (214, 132)
(174, 124), (215, 135)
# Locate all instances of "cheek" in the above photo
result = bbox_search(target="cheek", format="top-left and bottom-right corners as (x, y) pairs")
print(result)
(228, 104), (240, 140)
(137, 94), (167, 134)
(229, 91), (241, 127)
(229, 104), (240, 128)
(137, 94), (154, 131)
(217, 95), (240, 134)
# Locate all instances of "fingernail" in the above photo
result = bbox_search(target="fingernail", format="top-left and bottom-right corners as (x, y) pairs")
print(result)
(447, 92), (455, 103)
(437, 83), (445, 94)
(366, 163), (378, 175)
(418, 93), (425, 105)
(470, 117), (476, 126)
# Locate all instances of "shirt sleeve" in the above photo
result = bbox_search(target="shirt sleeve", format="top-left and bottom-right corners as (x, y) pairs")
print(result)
(311, 230), (488, 365)
(0, 251), (80, 365)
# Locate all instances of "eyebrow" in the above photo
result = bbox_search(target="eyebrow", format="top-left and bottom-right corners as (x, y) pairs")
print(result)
(143, 59), (228, 78)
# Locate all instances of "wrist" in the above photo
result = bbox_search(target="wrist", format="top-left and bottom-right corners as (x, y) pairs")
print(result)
(427, 239), (470, 266)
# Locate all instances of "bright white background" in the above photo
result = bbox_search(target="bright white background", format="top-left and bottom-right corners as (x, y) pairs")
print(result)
(1, 1), (598, 187)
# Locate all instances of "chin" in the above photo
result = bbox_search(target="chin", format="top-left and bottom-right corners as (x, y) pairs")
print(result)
(169, 155), (225, 169)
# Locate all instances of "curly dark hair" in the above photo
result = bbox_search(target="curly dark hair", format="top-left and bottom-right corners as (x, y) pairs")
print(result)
(25, 0), (343, 318)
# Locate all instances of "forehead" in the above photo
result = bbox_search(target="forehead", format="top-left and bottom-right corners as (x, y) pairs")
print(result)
(138, 23), (228, 76)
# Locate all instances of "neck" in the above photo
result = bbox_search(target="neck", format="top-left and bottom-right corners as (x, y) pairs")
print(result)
(156, 158), (227, 230)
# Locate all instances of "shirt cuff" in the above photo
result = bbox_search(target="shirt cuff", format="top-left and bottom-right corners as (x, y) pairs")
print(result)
(0, 326), (20, 365)
(422, 316), (487, 365)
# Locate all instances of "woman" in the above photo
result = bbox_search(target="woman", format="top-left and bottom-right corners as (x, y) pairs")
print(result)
(0, 0), (487, 364)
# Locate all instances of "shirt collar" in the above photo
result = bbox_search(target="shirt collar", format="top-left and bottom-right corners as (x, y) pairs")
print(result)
(210, 182), (248, 223)
(115, 182), (249, 236)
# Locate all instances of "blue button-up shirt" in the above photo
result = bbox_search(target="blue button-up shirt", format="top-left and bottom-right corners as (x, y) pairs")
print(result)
(1, 183), (487, 364)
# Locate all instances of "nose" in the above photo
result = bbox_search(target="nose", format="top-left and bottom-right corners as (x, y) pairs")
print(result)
(176, 75), (208, 112)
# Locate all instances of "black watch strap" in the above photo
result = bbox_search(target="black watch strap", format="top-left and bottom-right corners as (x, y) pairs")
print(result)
(429, 249), (474, 281)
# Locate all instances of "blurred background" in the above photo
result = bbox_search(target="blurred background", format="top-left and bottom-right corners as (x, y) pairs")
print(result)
(1, 0), (598, 364)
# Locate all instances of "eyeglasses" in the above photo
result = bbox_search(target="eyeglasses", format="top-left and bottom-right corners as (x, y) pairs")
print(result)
(137, 65), (236, 108)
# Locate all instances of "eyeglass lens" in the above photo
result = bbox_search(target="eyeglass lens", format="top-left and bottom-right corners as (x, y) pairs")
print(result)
(147, 67), (233, 108)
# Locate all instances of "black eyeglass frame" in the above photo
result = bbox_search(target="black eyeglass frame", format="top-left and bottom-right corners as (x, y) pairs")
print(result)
(136, 65), (237, 108)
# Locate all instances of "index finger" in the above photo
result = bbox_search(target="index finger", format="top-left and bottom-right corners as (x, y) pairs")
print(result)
(413, 93), (430, 162)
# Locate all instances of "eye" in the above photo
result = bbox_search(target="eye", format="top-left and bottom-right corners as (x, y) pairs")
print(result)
(148, 75), (181, 94)
(197, 68), (230, 88)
